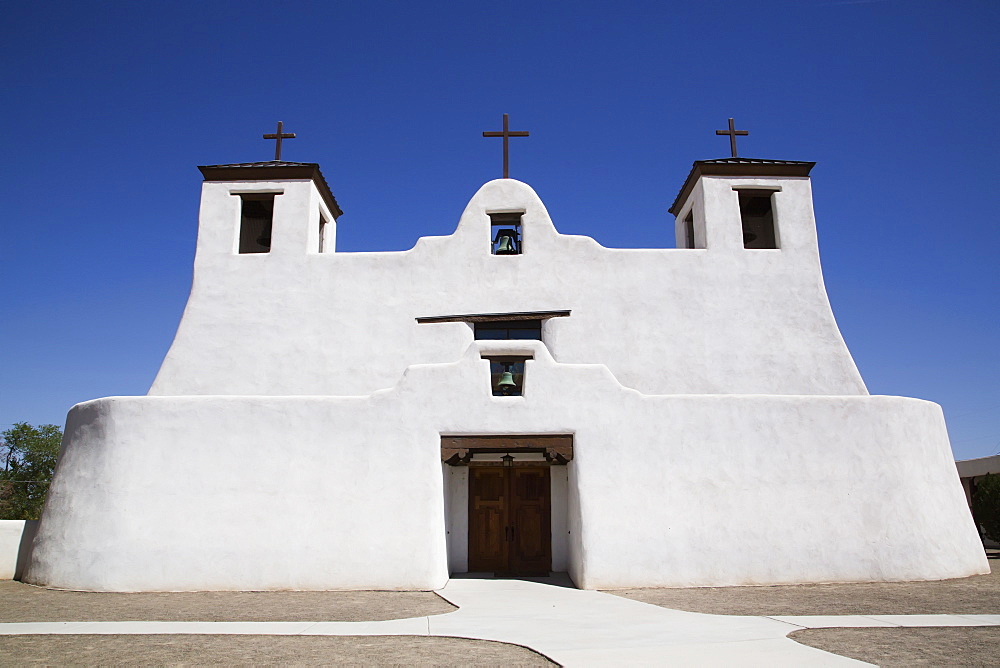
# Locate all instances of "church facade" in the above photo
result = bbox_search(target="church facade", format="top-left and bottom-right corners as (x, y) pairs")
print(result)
(24, 148), (987, 591)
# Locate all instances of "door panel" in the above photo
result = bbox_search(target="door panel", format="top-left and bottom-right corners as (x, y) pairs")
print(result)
(510, 467), (551, 575)
(468, 468), (508, 572)
(468, 465), (551, 575)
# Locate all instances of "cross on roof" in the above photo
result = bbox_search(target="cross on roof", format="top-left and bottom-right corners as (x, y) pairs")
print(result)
(482, 113), (530, 179)
(715, 118), (749, 158)
(263, 121), (296, 160)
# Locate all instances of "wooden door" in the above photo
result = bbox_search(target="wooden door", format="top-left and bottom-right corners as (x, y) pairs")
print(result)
(468, 466), (551, 575)
(509, 467), (551, 575)
(468, 467), (508, 572)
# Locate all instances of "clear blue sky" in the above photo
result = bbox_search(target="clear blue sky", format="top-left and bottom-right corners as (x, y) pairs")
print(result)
(3, 1), (997, 459)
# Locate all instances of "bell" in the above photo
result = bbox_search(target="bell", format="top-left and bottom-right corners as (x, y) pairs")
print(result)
(497, 368), (517, 394)
(493, 228), (519, 255)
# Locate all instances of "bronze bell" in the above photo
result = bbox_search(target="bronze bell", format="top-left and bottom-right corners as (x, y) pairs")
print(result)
(497, 366), (517, 394)
(493, 228), (519, 255)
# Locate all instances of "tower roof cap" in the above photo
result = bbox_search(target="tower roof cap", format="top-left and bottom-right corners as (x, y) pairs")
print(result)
(669, 158), (815, 215)
(198, 161), (343, 219)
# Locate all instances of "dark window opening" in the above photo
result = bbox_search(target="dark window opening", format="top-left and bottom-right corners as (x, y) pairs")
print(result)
(490, 212), (523, 255)
(239, 194), (276, 254)
(486, 356), (527, 396)
(318, 211), (328, 253)
(684, 210), (696, 249)
(474, 320), (541, 340)
(738, 191), (777, 249)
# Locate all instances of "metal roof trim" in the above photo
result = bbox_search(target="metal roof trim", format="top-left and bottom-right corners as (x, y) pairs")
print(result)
(198, 162), (343, 219)
(668, 158), (815, 215)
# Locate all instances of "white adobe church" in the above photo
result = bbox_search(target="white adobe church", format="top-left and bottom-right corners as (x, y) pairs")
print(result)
(24, 118), (988, 591)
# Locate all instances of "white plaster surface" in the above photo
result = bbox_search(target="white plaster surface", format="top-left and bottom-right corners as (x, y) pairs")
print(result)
(26, 342), (986, 590)
(25, 174), (987, 591)
(0, 520), (36, 581)
(150, 178), (867, 398)
(0, 521), (26, 580)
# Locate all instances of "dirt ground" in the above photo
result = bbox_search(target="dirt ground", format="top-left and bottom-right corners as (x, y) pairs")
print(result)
(0, 583), (556, 666)
(0, 634), (556, 667)
(0, 582), (456, 622)
(2, 554), (996, 666)
(789, 627), (1000, 667)
(613, 553), (999, 667)
(610, 556), (1000, 616)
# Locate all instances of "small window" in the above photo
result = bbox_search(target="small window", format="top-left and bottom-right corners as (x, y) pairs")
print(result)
(238, 194), (276, 254)
(318, 211), (328, 253)
(474, 320), (541, 340)
(490, 212), (523, 255)
(684, 210), (696, 249)
(487, 356), (527, 396)
(738, 191), (777, 249)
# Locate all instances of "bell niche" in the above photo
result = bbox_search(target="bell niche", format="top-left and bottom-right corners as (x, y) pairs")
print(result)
(490, 211), (523, 255)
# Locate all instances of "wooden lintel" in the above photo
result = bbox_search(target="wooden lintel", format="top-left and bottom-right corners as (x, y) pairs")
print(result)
(417, 310), (571, 325)
(441, 435), (573, 465)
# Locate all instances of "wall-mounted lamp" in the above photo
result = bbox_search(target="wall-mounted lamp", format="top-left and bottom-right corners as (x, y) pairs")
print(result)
(501, 453), (514, 467)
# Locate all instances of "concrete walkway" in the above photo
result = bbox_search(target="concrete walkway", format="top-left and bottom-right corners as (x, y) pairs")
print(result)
(1, 578), (998, 666)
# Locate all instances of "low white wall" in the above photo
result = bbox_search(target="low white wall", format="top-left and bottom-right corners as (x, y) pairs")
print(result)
(27, 343), (987, 591)
(0, 520), (38, 581)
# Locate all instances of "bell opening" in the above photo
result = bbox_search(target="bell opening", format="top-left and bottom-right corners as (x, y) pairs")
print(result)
(487, 357), (526, 396)
(489, 212), (523, 255)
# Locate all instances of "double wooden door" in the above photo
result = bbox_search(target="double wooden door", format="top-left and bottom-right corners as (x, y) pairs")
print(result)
(469, 466), (551, 576)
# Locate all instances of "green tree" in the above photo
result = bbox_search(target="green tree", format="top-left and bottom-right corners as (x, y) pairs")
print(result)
(0, 423), (62, 520)
(971, 473), (1000, 544)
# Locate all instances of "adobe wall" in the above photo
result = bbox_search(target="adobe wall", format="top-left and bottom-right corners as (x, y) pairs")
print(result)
(27, 344), (985, 591)
(149, 178), (866, 398)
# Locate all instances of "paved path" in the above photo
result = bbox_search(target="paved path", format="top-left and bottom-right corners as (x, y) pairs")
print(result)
(1, 579), (998, 666)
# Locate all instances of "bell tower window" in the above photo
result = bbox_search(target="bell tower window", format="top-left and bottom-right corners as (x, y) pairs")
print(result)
(484, 355), (529, 396)
(238, 193), (277, 254)
(318, 211), (328, 253)
(489, 212), (523, 255)
(737, 190), (778, 249)
(684, 210), (696, 249)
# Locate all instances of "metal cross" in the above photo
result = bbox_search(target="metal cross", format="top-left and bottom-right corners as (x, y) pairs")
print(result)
(482, 113), (530, 178)
(716, 117), (749, 158)
(263, 121), (296, 160)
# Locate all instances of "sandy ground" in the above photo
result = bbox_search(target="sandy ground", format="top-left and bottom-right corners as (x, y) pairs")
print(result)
(1, 554), (995, 666)
(0, 582), (456, 622)
(0, 634), (556, 666)
(0, 583), (556, 665)
(613, 553), (999, 667)
(610, 558), (1000, 616)
(789, 627), (1000, 667)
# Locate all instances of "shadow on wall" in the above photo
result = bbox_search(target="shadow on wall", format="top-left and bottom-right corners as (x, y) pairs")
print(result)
(0, 520), (38, 581)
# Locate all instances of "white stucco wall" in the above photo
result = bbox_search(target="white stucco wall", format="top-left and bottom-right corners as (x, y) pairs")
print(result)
(26, 172), (984, 592)
(27, 342), (985, 591)
(150, 177), (866, 398)
(0, 520), (37, 581)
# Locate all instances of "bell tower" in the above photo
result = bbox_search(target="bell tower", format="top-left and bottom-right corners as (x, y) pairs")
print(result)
(195, 161), (342, 259)
(669, 158), (816, 252)
(669, 118), (817, 255)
